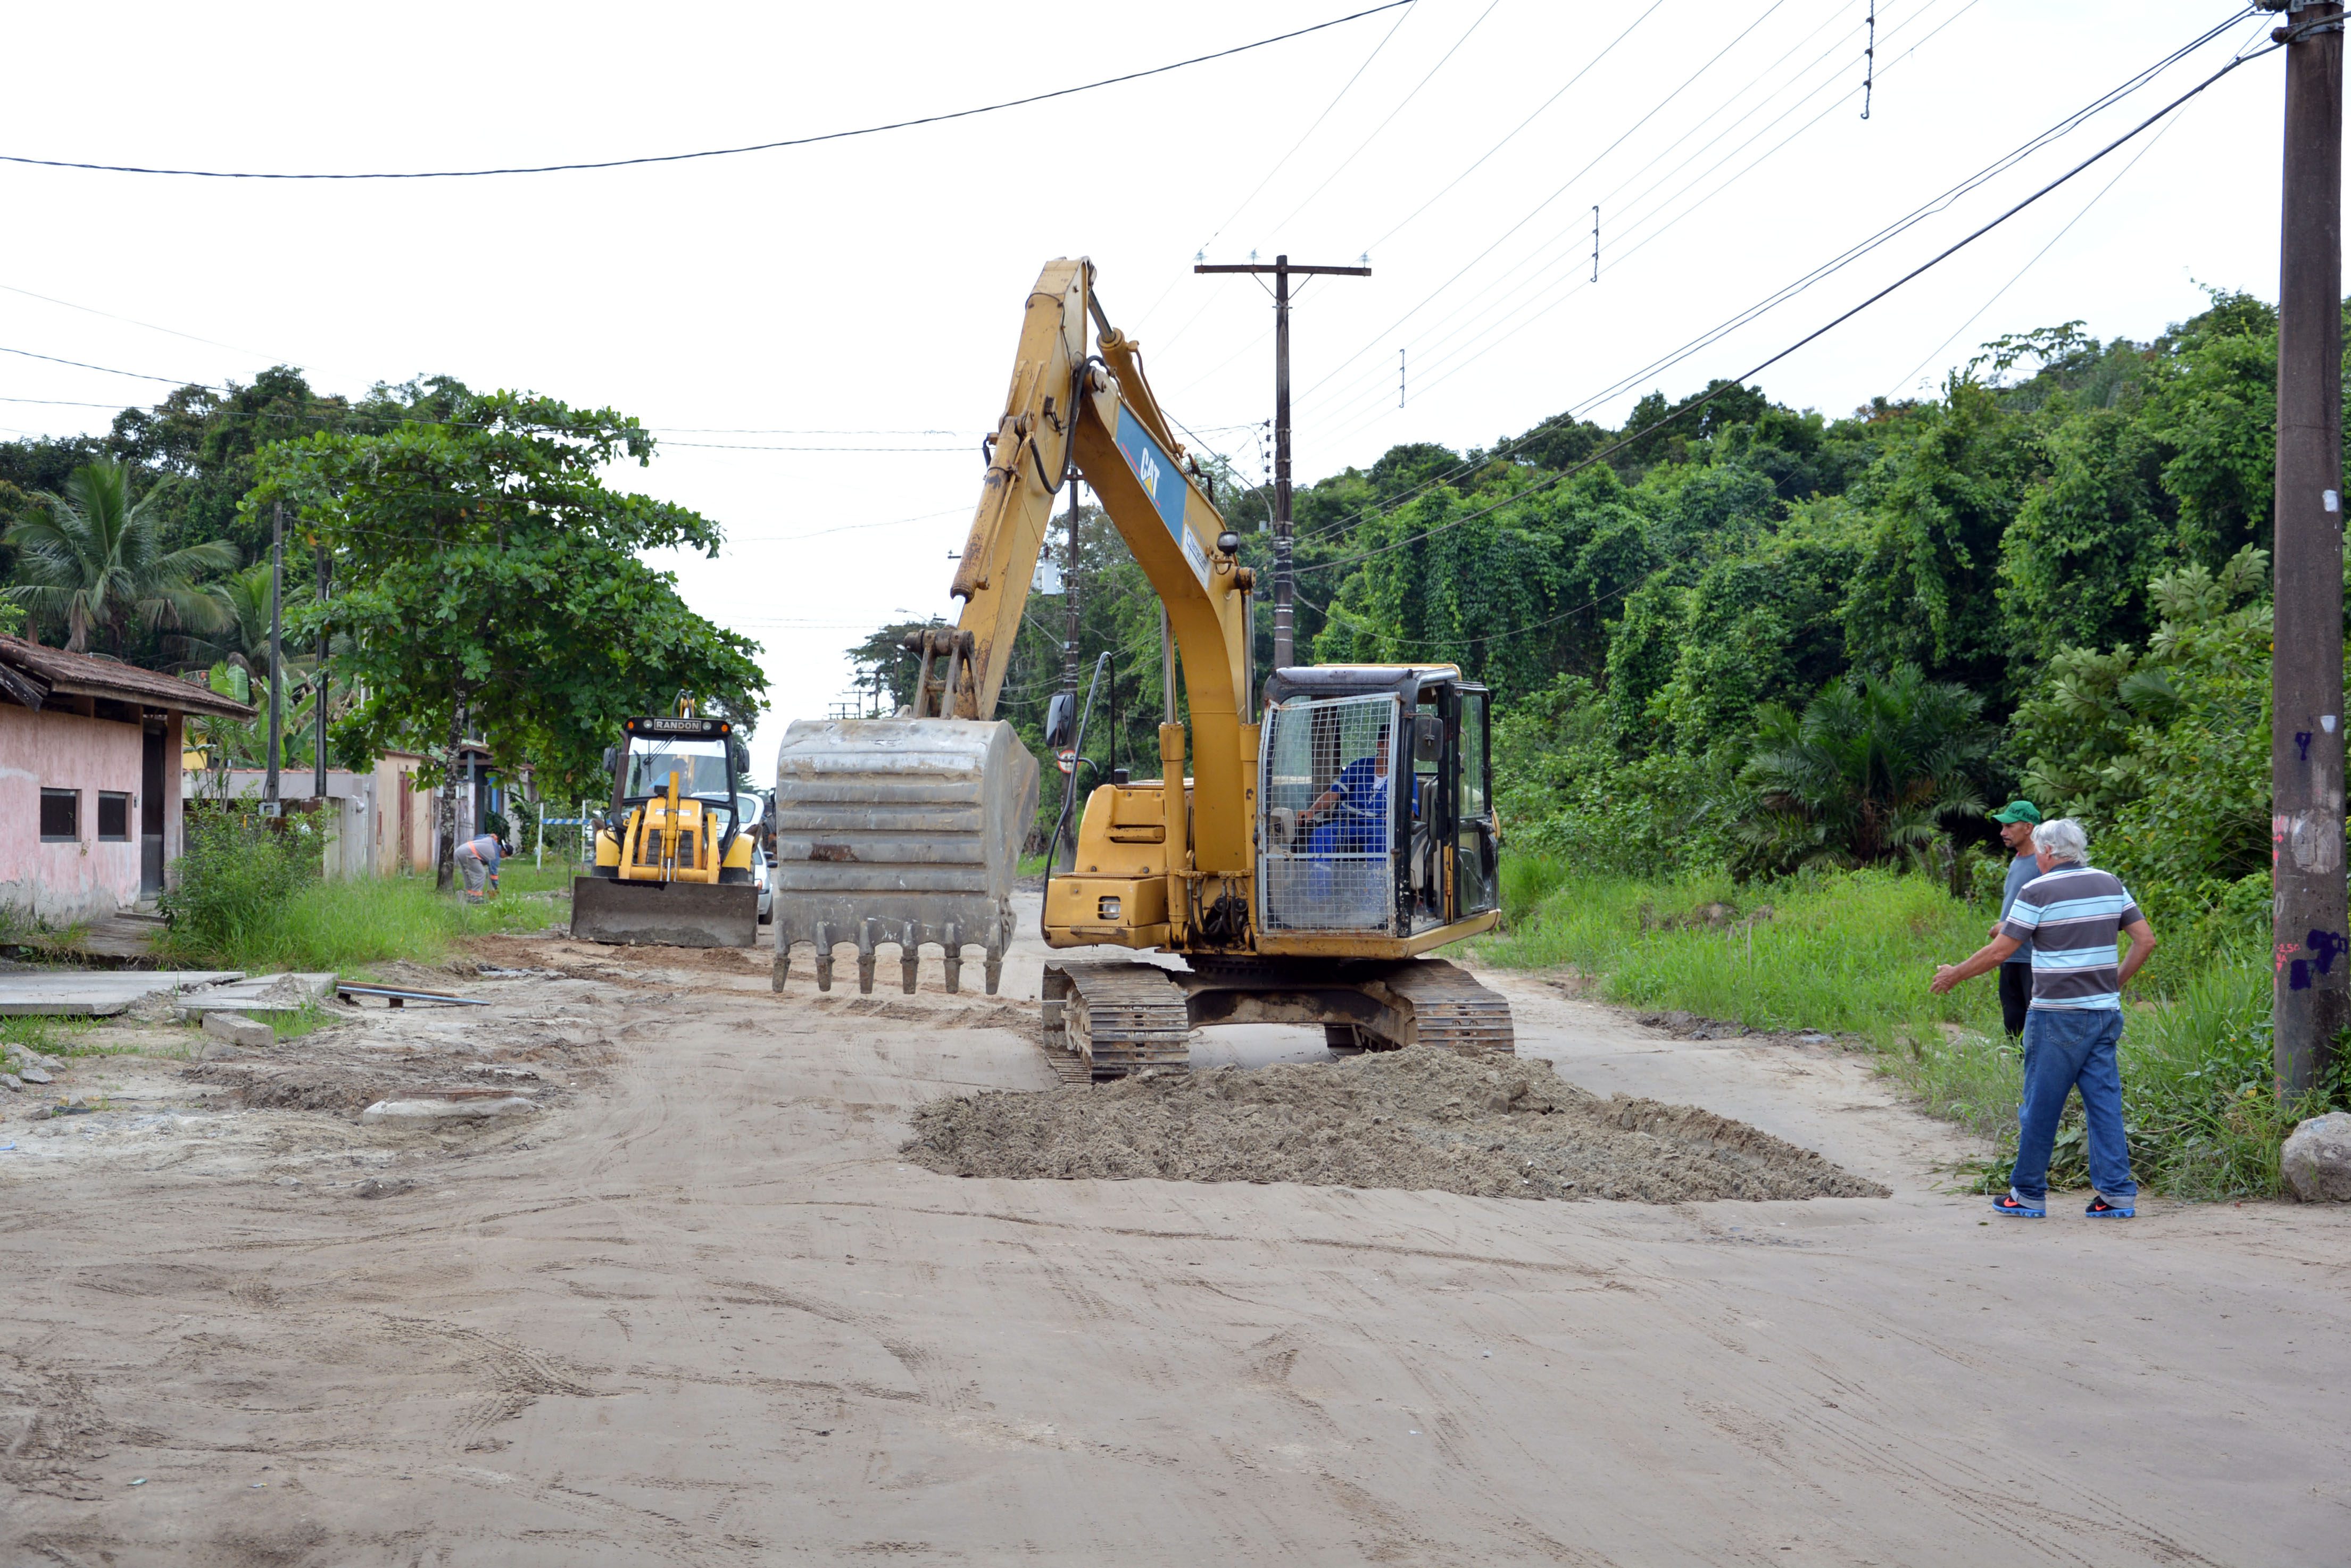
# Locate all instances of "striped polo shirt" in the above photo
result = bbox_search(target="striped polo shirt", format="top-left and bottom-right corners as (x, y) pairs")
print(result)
(1998, 865), (2142, 1011)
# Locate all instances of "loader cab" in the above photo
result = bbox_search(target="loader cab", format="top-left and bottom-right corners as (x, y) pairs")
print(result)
(591, 715), (757, 882)
(610, 717), (753, 838)
(1258, 665), (1498, 943)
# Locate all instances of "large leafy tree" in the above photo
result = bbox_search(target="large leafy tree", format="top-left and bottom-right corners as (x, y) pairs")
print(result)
(248, 389), (765, 887)
(2, 458), (237, 653)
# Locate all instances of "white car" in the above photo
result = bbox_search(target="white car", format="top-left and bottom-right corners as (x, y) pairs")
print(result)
(753, 841), (774, 925)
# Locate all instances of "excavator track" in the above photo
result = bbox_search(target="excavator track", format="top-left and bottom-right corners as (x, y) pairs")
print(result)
(1042, 962), (1191, 1081)
(1372, 959), (1515, 1057)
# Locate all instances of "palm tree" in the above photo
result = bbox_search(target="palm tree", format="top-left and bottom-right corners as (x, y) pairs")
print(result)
(1736, 664), (1991, 873)
(180, 560), (297, 682)
(2, 458), (238, 654)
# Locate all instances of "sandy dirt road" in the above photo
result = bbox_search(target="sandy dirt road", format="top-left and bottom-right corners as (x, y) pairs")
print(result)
(4, 905), (2347, 1566)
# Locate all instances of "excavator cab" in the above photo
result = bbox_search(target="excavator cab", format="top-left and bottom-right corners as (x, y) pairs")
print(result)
(570, 714), (761, 947)
(1258, 666), (1497, 941)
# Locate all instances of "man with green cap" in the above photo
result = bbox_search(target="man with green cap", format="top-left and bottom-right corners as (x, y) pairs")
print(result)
(1989, 800), (2043, 1037)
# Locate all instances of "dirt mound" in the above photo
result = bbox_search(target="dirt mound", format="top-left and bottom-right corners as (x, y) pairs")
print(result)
(903, 1046), (1885, 1203)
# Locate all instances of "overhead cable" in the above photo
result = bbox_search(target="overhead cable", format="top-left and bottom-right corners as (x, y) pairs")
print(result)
(1298, 32), (2280, 591)
(1134, 0), (1422, 333)
(0, 3), (1411, 180)
(1300, 0), (1903, 437)
(1291, 2), (2235, 540)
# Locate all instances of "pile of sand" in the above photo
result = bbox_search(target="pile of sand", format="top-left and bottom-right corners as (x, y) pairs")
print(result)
(904, 1046), (1887, 1203)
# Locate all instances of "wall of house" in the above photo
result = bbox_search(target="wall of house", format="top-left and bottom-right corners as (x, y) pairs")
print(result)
(372, 755), (434, 876)
(0, 702), (150, 921)
(182, 757), (438, 878)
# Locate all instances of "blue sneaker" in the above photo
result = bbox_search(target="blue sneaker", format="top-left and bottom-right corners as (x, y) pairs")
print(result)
(2085, 1196), (2134, 1219)
(1992, 1191), (2045, 1219)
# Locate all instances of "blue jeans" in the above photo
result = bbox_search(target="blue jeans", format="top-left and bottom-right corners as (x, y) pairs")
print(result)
(2010, 1007), (2136, 1204)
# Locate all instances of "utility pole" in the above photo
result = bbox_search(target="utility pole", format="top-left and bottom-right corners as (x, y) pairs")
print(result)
(312, 542), (328, 799)
(263, 500), (284, 807)
(2269, 0), (2346, 1094)
(1195, 253), (1370, 670)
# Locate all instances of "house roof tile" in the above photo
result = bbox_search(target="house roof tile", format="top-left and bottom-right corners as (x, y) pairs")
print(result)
(0, 635), (257, 719)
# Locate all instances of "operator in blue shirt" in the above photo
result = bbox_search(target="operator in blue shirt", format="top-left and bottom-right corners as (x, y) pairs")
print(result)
(1299, 724), (1392, 856)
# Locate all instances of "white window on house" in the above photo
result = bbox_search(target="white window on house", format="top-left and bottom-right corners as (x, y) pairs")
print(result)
(98, 791), (132, 841)
(39, 788), (79, 842)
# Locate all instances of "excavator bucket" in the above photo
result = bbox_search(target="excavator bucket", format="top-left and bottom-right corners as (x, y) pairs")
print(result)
(769, 718), (1039, 995)
(570, 878), (759, 948)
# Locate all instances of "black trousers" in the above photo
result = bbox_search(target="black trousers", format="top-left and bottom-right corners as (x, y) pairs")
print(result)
(1999, 963), (2032, 1038)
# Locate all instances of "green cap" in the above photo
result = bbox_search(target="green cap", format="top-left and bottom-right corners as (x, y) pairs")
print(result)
(1990, 799), (2042, 825)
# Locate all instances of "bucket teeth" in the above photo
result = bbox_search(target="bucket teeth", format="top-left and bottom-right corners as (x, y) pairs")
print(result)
(771, 925), (1007, 995)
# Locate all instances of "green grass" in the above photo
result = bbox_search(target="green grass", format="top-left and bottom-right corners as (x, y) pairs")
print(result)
(1486, 861), (2003, 1045)
(155, 870), (565, 972)
(1485, 858), (2337, 1200)
(1, 1014), (86, 1057)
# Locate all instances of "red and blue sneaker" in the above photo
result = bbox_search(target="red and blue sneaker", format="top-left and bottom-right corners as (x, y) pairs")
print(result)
(2084, 1196), (2134, 1219)
(1992, 1191), (2046, 1218)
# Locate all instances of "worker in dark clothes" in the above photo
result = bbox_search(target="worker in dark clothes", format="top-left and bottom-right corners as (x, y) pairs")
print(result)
(1988, 800), (2043, 1037)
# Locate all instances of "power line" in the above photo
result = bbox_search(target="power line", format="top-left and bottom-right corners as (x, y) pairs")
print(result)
(0, 279), (296, 364)
(1360, 0), (1671, 258)
(2, 3), (1411, 180)
(1134, 0), (1422, 335)
(1292, 0), (2225, 532)
(1299, 0), (1891, 437)
(1547, 5), (2252, 433)
(1298, 32), (2279, 595)
(1248, 0), (1506, 247)
(1278, 0), (1966, 538)
(1883, 65), (2220, 396)
(0, 341), (208, 386)
(1283, 0), (1802, 409)
(1305, 0), (1990, 442)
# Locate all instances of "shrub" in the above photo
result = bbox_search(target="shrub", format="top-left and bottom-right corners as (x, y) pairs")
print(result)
(159, 811), (319, 960)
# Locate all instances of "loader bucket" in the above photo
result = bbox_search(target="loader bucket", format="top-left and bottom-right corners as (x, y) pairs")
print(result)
(770, 718), (1039, 995)
(570, 877), (759, 948)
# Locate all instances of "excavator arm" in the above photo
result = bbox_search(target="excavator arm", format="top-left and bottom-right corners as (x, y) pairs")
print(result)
(769, 257), (1259, 996)
(939, 258), (1257, 877)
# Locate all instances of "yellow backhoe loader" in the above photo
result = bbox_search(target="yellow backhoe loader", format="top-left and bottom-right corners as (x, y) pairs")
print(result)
(572, 712), (761, 947)
(770, 258), (1510, 1072)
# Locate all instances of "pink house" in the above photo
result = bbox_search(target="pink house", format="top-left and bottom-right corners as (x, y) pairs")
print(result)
(0, 635), (255, 922)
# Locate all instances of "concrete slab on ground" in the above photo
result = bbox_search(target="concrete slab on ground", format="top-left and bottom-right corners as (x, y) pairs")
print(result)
(0, 970), (245, 1015)
(172, 972), (337, 1017)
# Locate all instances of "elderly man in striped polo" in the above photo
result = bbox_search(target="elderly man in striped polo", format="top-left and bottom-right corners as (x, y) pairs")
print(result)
(1930, 818), (2158, 1219)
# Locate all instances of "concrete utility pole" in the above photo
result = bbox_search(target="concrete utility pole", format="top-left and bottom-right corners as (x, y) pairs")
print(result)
(2269, 0), (2346, 1093)
(312, 543), (328, 799)
(1194, 254), (1370, 671)
(263, 501), (284, 807)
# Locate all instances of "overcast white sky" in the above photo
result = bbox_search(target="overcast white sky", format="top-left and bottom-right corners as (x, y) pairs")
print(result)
(0, 1), (2304, 770)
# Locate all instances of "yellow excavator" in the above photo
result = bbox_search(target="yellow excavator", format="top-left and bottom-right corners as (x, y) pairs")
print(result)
(770, 258), (1510, 1073)
(572, 709), (761, 947)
